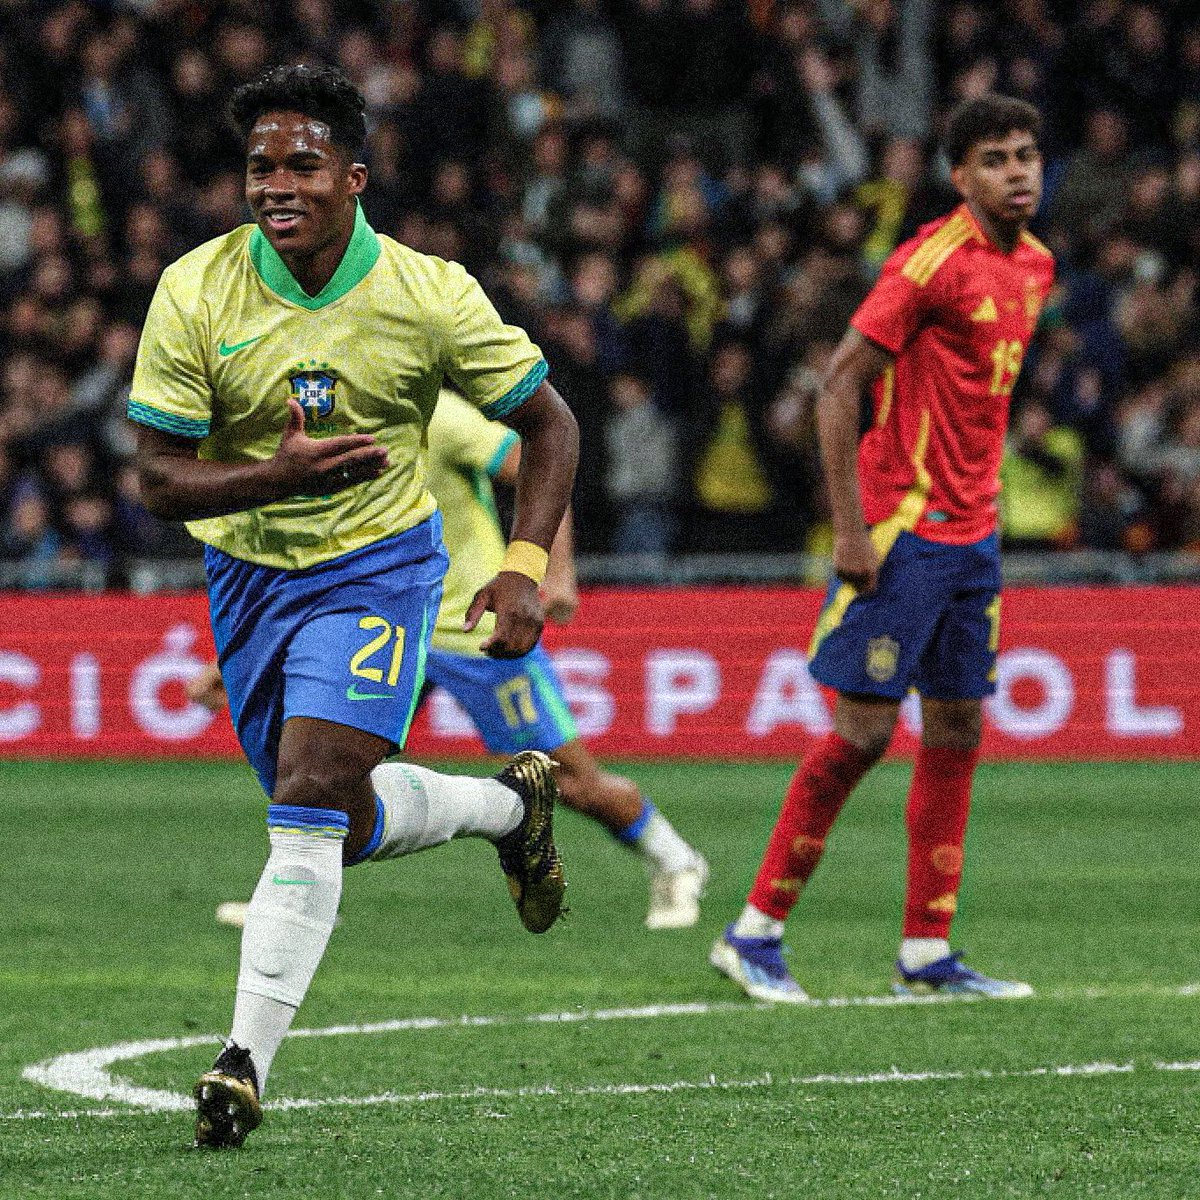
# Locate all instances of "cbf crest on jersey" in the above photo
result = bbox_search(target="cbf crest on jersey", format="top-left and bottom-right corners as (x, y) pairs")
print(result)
(289, 360), (338, 419)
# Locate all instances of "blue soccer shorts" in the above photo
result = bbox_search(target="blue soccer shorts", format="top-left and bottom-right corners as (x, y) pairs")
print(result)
(807, 530), (1002, 701)
(204, 514), (448, 796)
(423, 642), (579, 755)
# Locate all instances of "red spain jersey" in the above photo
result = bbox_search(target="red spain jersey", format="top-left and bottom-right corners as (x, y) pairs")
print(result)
(850, 203), (1055, 544)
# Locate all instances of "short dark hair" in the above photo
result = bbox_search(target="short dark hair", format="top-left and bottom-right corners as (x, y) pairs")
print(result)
(943, 94), (1041, 166)
(228, 63), (367, 160)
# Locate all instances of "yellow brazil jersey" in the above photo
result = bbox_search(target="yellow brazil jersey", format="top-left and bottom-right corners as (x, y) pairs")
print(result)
(128, 202), (546, 569)
(425, 390), (518, 657)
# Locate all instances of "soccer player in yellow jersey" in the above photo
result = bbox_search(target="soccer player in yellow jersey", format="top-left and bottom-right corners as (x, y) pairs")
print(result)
(423, 390), (708, 928)
(128, 65), (579, 1149)
(191, 391), (708, 927)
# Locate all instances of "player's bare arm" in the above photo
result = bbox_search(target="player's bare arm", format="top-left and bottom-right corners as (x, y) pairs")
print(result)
(135, 398), (389, 521)
(541, 511), (579, 624)
(466, 381), (579, 658)
(818, 328), (894, 594)
(492, 441), (579, 624)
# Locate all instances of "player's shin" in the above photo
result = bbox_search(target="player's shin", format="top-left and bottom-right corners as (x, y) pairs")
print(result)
(615, 797), (708, 929)
(742, 732), (873, 928)
(231, 805), (347, 1092)
(360, 762), (523, 860)
(616, 799), (697, 873)
(901, 744), (978, 963)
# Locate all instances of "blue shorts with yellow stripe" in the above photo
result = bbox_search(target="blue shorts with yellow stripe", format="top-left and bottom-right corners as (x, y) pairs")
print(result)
(424, 642), (579, 754)
(807, 530), (1001, 701)
(205, 514), (447, 796)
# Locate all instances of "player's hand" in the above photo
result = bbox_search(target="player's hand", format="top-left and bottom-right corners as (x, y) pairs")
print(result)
(186, 661), (228, 713)
(833, 528), (880, 594)
(541, 578), (579, 625)
(270, 398), (390, 496)
(466, 572), (545, 659)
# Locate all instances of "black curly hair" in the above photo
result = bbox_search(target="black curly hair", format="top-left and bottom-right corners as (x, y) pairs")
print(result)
(228, 63), (367, 160)
(943, 94), (1041, 166)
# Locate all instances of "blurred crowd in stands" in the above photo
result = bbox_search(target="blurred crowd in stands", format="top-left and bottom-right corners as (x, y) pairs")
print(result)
(3, 0), (1200, 581)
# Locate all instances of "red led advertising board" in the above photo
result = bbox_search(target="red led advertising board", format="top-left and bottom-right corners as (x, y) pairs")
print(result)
(0, 588), (1194, 761)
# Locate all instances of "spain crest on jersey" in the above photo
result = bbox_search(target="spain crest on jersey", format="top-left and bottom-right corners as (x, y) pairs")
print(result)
(290, 360), (338, 419)
(865, 635), (900, 683)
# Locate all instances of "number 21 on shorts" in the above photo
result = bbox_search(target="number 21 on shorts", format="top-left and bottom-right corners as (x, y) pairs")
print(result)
(349, 616), (406, 686)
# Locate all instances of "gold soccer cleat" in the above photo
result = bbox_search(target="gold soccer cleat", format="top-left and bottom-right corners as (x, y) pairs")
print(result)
(493, 750), (567, 933)
(193, 1043), (263, 1149)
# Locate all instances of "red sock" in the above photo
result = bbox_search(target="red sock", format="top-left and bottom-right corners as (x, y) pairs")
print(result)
(747, 733), (874, 920)
(903, 744), (979, 938)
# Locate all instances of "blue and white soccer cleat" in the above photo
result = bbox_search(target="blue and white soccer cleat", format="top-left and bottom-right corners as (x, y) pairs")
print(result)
(709, 924), (810, 1004)
(892, 951), (1033, 999)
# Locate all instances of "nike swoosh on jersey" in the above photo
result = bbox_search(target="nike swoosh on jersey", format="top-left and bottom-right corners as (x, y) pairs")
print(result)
(346, 683), (395, 701)
(217, 335), (265, 356)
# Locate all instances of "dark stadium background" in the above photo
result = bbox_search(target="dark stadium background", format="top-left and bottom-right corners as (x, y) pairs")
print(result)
(2, 0), (1200, 572)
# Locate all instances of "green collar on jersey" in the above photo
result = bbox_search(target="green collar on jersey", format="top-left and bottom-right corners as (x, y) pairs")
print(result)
(248, 200), (381, 310)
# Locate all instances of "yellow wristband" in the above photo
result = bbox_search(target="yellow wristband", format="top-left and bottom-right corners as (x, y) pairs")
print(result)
(500, 539), (549, 585)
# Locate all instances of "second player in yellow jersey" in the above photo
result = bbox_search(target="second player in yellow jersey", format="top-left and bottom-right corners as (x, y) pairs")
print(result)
(422, 391), (709, 929)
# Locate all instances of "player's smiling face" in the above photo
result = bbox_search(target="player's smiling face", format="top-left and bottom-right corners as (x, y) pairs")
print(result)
(953, 129), (1043, 233)
(245, 110), (366, 269)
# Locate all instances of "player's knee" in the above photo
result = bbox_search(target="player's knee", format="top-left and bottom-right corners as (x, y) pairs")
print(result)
(923, 726), (982, 753)
(835, 713), (896, 763)
(554, 761), (600, 815)
(553, 769), (586, 813)
(833, 694), (899, 763)
(273, 759), (363, 815)
(540, 741), (597, 814)
(850, 730), (892, 764)
(922, 703), (983, 751)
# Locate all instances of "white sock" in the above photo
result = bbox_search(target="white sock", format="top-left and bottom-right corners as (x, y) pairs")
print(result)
(899, 937), (951, 971)
(733, 904), (785, 940)
(368, 762), (522, 860)
(618, 801), (700, 873)
(229, 993), (294, 1096)
(231, 807), (346, 1093)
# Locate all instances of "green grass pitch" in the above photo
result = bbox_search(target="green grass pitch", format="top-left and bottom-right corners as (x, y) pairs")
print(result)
(2, 758), (1198, 1198)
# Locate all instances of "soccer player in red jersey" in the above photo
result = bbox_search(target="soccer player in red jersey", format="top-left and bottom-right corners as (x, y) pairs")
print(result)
(712, 95), (1055, 1002)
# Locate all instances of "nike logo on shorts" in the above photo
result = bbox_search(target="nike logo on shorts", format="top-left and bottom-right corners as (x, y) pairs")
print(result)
(346, 683), (395, 701)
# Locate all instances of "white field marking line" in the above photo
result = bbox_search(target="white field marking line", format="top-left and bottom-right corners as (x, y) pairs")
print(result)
(13, 984), (1200, 1120)
(15, 997), (943, 1114)
(9, 1060), (1200, 1123)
